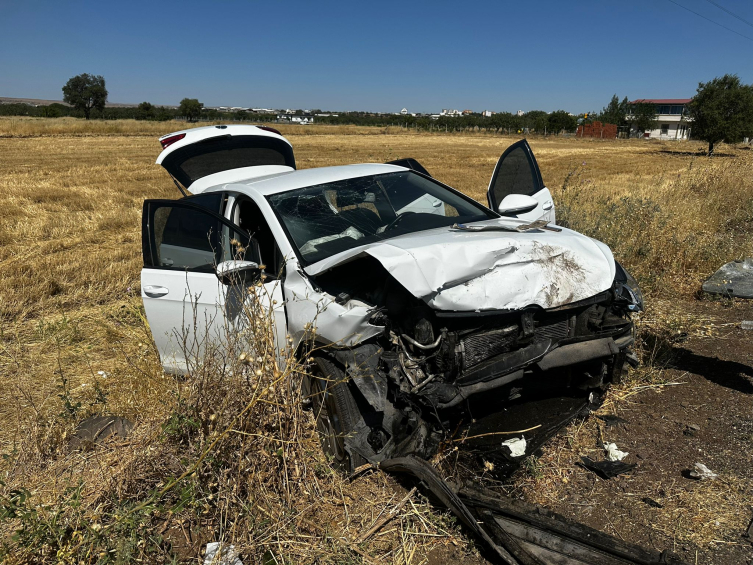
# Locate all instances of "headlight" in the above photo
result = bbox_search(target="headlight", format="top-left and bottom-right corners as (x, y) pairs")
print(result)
(614, 261), (644, 312)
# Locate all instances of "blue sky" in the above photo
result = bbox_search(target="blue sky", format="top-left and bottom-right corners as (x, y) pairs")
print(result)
(1, 0), (752, 113)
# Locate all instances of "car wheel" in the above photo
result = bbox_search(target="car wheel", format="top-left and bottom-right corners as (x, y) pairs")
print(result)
(307, 356), (368, 473)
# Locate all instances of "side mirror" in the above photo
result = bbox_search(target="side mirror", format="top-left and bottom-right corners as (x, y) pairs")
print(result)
(497, 194), (538, 216)
(216, 260), (260, 285)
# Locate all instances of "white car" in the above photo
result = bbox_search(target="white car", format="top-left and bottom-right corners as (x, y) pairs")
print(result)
(142, 125), (642, 471)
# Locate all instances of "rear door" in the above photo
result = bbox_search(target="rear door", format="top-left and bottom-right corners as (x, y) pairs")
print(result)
(487, 139), (555, 223)
(141, 199), (272, 374)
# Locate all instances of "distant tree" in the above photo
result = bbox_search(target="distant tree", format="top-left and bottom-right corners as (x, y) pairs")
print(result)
(136, 101), (155, 120)
(62, 73), (107, 120)
(630, 103), (658, 136)
(524, 110), (548, 132)
(547, 110), (577, 134)
(600, 94), (630, 126)
(40, 105), (61, 118)
(179, 98), (203, 122)
(688, 74), (753, 155)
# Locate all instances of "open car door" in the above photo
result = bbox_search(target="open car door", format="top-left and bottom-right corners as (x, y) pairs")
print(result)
(487, 139), (555, 223)
(141, 199), (285, 374)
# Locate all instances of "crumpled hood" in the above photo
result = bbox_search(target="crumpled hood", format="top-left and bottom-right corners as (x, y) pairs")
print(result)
(305, 218), (616, 311)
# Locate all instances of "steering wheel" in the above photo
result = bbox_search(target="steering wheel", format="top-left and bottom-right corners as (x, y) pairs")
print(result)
(382, 211), (416, 233)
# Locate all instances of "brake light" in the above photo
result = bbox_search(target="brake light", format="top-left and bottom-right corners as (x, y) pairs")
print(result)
(160, 133), (186, 149)
(257, 126), (282, 136)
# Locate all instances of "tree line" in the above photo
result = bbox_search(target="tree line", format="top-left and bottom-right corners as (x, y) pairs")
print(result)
(2, 73), (752, 154)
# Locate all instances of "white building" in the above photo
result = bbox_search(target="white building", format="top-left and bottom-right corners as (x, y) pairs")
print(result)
(628, 98), (692, 140)
(482, 110), (494, 117)
(400, 108), (408, 115)
(440, 109), (462, 117)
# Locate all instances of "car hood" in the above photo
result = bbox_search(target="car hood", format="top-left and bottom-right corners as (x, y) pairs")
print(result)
(305, 218), (616, 311)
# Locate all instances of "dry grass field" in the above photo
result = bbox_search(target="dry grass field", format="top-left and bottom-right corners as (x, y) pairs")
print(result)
(1, 117), (752, 563)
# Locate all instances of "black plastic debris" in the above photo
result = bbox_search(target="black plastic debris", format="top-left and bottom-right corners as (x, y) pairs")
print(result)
(702, 258), (753, 299)
(381, 455), (687, 565)
(642, 497), (664, 509)
(70, 415), (133, 451)
(579, 456), (637, 479)
(597, 414), (629, 428)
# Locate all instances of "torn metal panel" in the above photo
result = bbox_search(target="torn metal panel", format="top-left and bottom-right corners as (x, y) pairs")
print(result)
(283, 268), (384, 346)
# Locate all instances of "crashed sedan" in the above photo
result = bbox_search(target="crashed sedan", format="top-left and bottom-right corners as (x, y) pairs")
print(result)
(141, 125), (642, 472)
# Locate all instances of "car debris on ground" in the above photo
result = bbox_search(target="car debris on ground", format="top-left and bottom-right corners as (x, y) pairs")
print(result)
(579, 456), (637, 480)
(203, 542), (243, 565)
(603, 442), (629, 461)
(688, 462), (718, 480)
(702, 258), (753, 298)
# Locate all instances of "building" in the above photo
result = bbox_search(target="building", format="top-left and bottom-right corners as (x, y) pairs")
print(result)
(400, 108), (408, 115)
(628, 98), (692, 140)
(440, 109), (462, 117)
(482, 110), (494, 117)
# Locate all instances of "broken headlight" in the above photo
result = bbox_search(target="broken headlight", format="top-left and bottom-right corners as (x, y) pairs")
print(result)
(614, 261), (644, 312)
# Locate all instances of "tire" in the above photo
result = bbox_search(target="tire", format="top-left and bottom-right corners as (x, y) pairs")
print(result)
(307, 356), (368, 473)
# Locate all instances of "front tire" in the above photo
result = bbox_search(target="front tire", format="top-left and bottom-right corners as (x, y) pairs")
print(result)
(307, 357), (368, 473)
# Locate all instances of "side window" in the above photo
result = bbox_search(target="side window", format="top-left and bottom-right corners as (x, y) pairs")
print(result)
(488, 140), (544, 210)
(236, 199), (284, 278)
(492, 146), (535, 200)
(181, 192), (224, 214)
(145, 201), (258, 272)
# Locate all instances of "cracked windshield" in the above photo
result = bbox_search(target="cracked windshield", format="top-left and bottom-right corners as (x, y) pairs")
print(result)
(267, 170), (493, 264)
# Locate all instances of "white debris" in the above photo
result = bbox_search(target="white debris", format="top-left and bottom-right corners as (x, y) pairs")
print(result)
(689, 462), (718, 480)
(204, 542), (243, 565)
(603, 442), (629, 462)
(97, 371), (109, 379)
(501, 437), (527, 458)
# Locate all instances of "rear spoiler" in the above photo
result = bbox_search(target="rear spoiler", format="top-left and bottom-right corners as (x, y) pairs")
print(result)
(386, 158), (431, 178)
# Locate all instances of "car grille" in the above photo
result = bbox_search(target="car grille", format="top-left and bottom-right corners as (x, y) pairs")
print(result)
(535, 317), (570, 342)
(461, 326), (517, 369)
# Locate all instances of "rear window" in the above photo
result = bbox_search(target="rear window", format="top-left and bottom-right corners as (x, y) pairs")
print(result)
(163, 135), (295, 188)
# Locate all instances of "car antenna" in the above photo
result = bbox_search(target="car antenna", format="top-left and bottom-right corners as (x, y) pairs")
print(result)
(170, 174), (188, 197)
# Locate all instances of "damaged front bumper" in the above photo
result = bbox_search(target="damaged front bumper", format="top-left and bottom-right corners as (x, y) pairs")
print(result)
(330, 275), (639, 466)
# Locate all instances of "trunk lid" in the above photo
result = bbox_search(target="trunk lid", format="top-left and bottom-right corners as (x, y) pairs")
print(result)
(156, 125), (295, 194)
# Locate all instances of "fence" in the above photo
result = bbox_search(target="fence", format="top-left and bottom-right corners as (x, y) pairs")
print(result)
(576, 121), (617, 139)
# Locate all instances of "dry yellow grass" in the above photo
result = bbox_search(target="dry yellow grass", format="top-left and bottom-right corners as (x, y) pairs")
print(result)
(1, 117), (752, 562)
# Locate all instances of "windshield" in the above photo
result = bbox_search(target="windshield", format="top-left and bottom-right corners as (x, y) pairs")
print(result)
(267, 171), (494, 265)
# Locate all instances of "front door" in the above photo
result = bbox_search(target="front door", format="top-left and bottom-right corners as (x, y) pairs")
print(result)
(141, 199), (279, 374)
(487, 139), (555, 223)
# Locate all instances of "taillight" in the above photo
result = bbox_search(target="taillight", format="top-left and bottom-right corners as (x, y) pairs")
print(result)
(257, 126), (282, 136)
(160, 133), (186, 149)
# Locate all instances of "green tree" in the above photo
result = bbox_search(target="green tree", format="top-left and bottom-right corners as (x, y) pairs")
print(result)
(179, 98), (203, 122)
(600, 94), (630, 126)
(547, 110), (577, 134)
(136, 101), (155, 121)
(630, 103), (658, 137)
(688, 74), (753, 155)
(61, 73), (108, 120)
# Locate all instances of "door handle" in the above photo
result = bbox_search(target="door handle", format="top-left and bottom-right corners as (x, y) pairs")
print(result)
(143, 285), (169, 298)
(542, 201), (553, 211)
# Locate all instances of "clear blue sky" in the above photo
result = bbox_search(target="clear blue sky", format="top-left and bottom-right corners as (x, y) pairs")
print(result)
(1, 0), (752, 114)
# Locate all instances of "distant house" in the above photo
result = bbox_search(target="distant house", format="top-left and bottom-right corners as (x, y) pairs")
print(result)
(628, 98), (692, 140)
(440, 109), (462, 117)
(482, 110), (494, 117)
(400, 108), (408, 115)
(462, 109), (473, 115)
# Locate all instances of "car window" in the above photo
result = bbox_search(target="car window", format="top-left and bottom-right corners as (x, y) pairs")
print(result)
(235, 198), (285, 279)
(148, 202), (259, 271)
(491, 145), (537, 201)
(267, 171), (493, 265)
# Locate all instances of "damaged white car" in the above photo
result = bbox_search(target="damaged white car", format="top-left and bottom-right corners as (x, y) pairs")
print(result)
(141, 125), (643, 472)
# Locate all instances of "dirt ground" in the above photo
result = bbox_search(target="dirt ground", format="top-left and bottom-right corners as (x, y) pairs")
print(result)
(425, 297), (753, 565)
(538, 298), (753, 565)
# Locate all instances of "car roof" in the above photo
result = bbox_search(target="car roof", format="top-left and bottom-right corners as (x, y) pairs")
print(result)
(201, 163), (408, 196)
